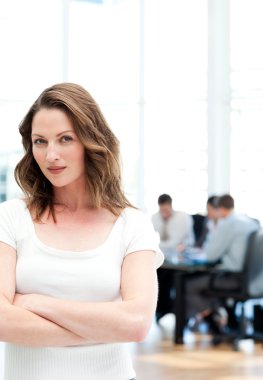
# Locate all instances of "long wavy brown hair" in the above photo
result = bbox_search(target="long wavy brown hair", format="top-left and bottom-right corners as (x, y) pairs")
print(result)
(15, 83), (134, 221)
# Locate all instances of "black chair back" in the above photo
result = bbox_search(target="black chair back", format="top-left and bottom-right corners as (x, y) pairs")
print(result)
(247, 229), (263, 298)
(192, 214), (206, 245)
(209, 230), (258, 298)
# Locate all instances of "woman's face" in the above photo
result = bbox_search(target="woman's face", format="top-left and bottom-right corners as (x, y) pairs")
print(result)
(31, 108), (86, 189)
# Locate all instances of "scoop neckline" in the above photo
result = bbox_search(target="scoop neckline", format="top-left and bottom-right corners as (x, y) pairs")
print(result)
(23, 201), (126, 257)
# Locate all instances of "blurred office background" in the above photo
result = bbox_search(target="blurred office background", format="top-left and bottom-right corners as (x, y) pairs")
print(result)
(1, 0), (263, 221)
(1, 0), (263, 378)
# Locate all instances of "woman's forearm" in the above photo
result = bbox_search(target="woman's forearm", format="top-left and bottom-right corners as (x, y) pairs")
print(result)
(13, 253), (158, 344)
(15, 294), (153, 343)
(0, 296), (89, 347)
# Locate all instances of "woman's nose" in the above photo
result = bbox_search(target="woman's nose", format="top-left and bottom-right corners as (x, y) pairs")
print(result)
(46, 143), (60, 162)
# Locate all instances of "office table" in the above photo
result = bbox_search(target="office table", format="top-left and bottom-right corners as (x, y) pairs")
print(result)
(161, 259), (211, 344)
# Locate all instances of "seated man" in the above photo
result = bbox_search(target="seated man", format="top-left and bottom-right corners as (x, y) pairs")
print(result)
(186, 194), (259, 334)
(152, 194), (194, 259)
(152, 194), (194, 321)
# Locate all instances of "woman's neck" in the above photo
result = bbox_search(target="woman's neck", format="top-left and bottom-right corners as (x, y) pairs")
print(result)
(53, 182), (92, 212)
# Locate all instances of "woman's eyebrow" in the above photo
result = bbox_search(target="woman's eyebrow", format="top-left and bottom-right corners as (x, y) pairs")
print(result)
(57, 130), (75, 137)
(31, 130), (75, 138)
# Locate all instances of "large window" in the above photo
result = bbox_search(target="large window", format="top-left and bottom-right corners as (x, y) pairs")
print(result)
(69, 0), (208, 213)
(144, 0), (208, 214)
(230, 0), (263, 222)
(4, 1), (263, 222)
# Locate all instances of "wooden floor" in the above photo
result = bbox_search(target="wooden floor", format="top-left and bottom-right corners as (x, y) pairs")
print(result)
(130, 314), (263, 380)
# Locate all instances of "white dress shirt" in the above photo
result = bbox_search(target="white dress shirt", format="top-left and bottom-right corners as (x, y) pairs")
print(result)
(151, 210), (194, 258)
(204, 212), (258, 271)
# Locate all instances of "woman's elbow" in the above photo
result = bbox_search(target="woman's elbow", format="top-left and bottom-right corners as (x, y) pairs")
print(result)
(127, 314), (152, 343)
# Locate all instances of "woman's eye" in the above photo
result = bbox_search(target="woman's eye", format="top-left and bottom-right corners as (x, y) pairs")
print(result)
(33, 138), (46, 145)
(61, 135), (73, 143)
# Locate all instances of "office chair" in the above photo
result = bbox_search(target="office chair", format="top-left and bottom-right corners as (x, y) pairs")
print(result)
(191, 214), (206, 244)
(208, 228), (263, 349)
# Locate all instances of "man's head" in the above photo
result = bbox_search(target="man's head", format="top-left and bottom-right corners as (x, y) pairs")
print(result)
(158, 194), (173, 220)
(217, 194), (235, 218)
(207, 195), (219, 221)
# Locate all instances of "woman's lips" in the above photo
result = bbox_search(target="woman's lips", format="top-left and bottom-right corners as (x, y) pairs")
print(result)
(47, 166), (66, 174)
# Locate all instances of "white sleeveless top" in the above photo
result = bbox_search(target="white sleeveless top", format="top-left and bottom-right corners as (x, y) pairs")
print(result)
(0, 199), (164, 380)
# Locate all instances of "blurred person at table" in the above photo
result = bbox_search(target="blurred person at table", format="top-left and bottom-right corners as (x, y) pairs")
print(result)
(186, 194), (259, 336)
(152, 194), (194, 322)
(195, 195), (220, 248)
(151, 194), (194, 260)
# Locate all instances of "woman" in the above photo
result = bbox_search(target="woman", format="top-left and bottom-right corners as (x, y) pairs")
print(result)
(0, 83), (164, 380)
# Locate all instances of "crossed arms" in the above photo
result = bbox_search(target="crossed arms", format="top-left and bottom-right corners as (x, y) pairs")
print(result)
(0, 242), (158, 347)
